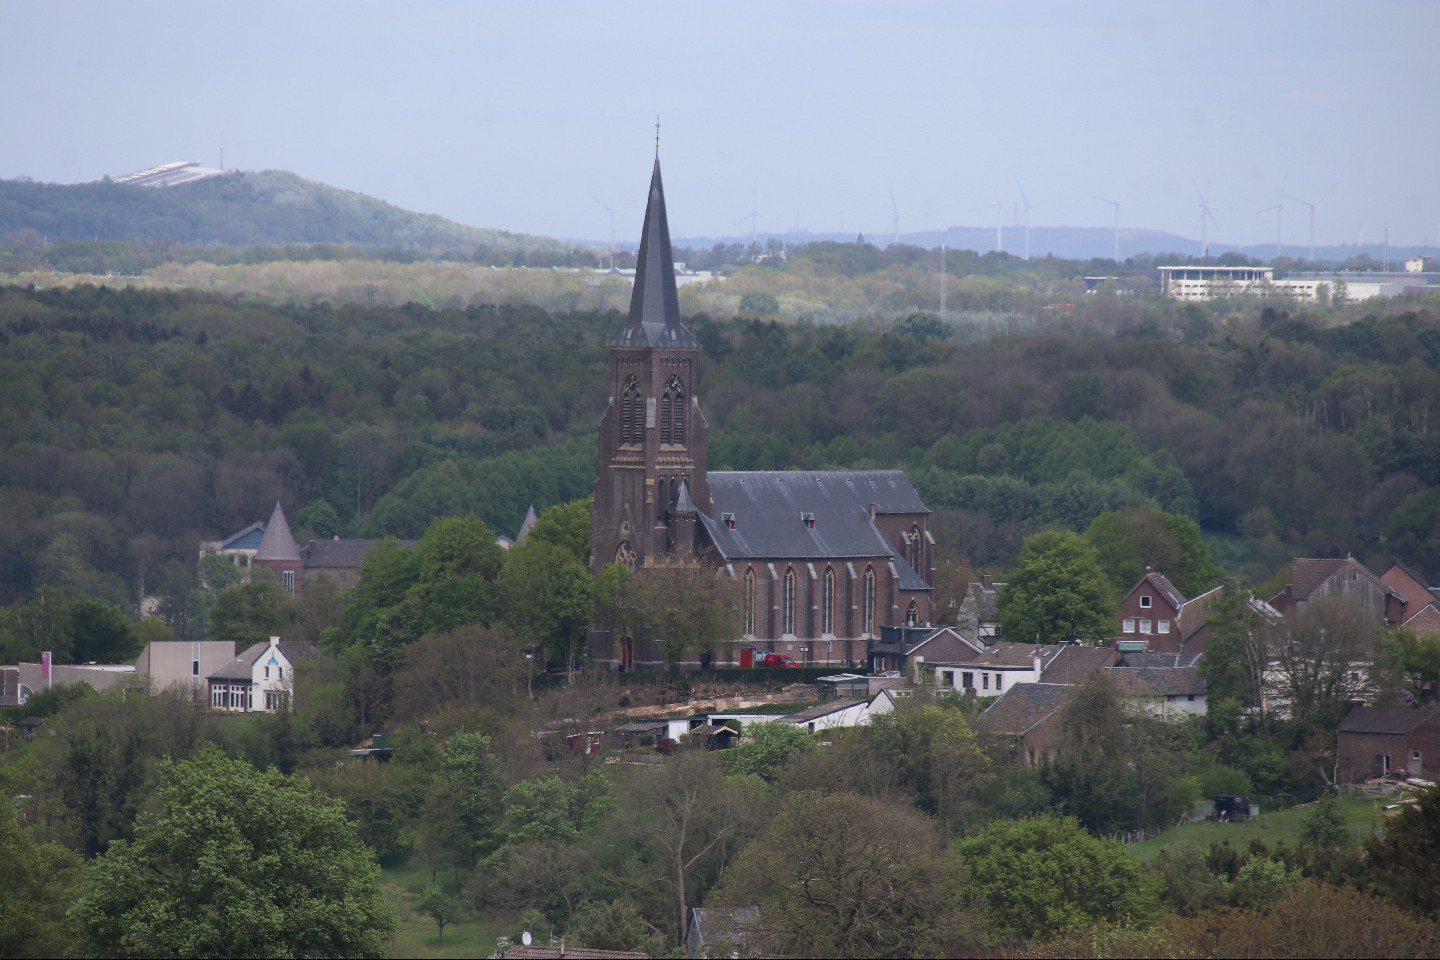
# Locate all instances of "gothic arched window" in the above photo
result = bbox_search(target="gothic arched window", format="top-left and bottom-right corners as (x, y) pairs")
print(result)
(907, 525), (922, 572)
(743, 568), (756, 636)
(620, 375), (642, 445)
(905, 600), (919, 626)
(659, 374), (685, 445)
(821, 567), (835, 635)
(862, 567), (877, 636)
(782, 568), (796, 636)
(615, 541), (637, 570)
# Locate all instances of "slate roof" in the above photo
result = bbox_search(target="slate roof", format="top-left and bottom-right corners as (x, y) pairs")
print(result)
(1107, 666), (1206, 697)
(301, 539), (420, 569)
(929, 640), (1060, 670)
(1136, 569), (1186, 608)
(1337, 706), (1440, 735)
(517, 505), (538, 543)
(1040, 644), (1120, 683)
(254, 502), (301, 562)
(609, 158), (699, 350)
(219, 521), (266, 552)
(208, 639), (319, 681)
(1291, 557), (1403, 604)
(974, 683), (1075, 736)
(1116, 650), (1202, 669)
(700, 471), (928, 575)
(780, 699), (856, 724)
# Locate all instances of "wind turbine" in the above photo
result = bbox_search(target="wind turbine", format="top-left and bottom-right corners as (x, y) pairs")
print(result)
(981, 202), (1005, 254)
(1091, 195), (1120, 263)
(1285, 193), (1317, 264)
(1015, 178), (1034, 261)
(888, 190), (901, 248)
(1194, 182), (1218, 261)
(1256, 177), (1287, 260)
(733, 184), (762, 252)
(592, 196), (634, 270)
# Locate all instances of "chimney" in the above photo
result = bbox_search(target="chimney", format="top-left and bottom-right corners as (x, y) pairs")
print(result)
(867, 502), (877, 522)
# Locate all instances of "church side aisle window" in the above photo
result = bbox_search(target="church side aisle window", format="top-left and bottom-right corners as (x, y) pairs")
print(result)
(615, 542), (637, 570)
(659, 375), (685, 445)
(620, 376), (642, 445)
(821, 567), (835, 635)
(782, 568), (796, 635)
(743, 568), (756, 636)
(862, 567), (876, 636)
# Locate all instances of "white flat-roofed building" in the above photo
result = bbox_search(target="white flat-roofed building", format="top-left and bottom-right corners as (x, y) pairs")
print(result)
(1159, 265), (1275, 300)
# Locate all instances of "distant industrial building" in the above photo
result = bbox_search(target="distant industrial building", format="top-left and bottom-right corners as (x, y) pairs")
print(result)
(1159, 264), (1435, 303)
(104, 161), (227, 188)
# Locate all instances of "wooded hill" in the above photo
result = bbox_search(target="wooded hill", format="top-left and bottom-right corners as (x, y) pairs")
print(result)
(0, 170), (579, 257)
(2, 276), (1440, 644)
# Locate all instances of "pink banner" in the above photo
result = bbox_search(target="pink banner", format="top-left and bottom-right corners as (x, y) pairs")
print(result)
(41, 651), (52, 680)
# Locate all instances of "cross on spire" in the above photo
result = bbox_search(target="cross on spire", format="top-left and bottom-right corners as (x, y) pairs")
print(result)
(655, 115), (661, 158)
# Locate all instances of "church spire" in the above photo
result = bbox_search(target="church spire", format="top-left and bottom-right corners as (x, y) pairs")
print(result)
(609, 158), (699, 349)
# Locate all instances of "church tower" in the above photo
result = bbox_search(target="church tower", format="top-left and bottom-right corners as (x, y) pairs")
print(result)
(590, 159), (711, 573)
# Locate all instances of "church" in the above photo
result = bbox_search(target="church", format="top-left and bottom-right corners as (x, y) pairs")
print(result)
(589, 158), (935, 669)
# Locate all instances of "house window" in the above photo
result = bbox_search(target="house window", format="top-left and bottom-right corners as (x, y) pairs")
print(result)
(821, 568), (835, 635)
(1122, 618), (1136, 633)
(1139, 595), (1152, 608)
(264, 665), (270, 680)
(962, 671), (973, 689)
(192, 660), (199, 676)
(782, 569), (796, 635)
(994, 673), (1003, 691)
(620, 375), (642, 445)
(982, 673), (989, 690)
(1139, 619), (1152, 634)
(1158, 619), (1171, 634)
(862, 568), (876, 636)
(743, 568), (756, 636)
(282, 570), (295, 596)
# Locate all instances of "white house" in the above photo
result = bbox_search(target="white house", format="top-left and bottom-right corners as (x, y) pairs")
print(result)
(780, 688), (897, 732)
(206, 636), (318, 713)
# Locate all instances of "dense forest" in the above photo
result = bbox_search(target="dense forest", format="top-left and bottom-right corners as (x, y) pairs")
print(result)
(3, 273), (1440, 655)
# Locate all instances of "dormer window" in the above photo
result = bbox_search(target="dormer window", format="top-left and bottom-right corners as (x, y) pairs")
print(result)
(801, 512), (815, 529)
(723, 512), (735, 530)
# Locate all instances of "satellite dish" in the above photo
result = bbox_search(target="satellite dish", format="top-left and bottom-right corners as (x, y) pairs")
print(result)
(521, 931), (532, 946)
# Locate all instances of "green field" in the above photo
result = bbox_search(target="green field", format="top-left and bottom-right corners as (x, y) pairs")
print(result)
(1125, 793), (1392, 863)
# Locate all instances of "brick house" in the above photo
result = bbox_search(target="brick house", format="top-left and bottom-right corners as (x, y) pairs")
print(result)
(973, 683), (1076, 765)
(1116, 568), (1185, 648)
(1336, 706), (1440, 781)
(1270, 557), (1405, 630)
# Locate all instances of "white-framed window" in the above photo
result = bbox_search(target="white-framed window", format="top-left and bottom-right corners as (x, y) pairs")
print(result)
(1139, 595), (1152, 608)
(1158, 619), (1171, 634)
(1139, 619), (1152, 634)
(982, 673), (989, 690)
(1122, 618), (1136, 633)
(283, 569), (295, 595)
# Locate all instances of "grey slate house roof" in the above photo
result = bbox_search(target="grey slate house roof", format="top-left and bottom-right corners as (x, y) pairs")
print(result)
(1039, 644), (1119, 683)
(1338, 707), (1440, 735)
(1138, 569), (1186, 608)
(1107, 666), (1206, 698)
(208, 639), (319, 682)
(219, 521), (266, 552)
(701, 471), (928, 583)
(254, 502), (301, 562)
(609, 159), (699, 350)
(301, 539), (420, 570)
(1117, 650), (1202, 669)
(974, 683), (1075, 736)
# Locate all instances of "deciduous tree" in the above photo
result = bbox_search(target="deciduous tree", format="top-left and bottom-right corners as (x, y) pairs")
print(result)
(998, 530), (1115, 644)
(72, 746), (394, 958)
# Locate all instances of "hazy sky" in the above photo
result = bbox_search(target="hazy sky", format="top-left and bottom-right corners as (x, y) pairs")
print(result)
(3, 1), (1437, 249)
